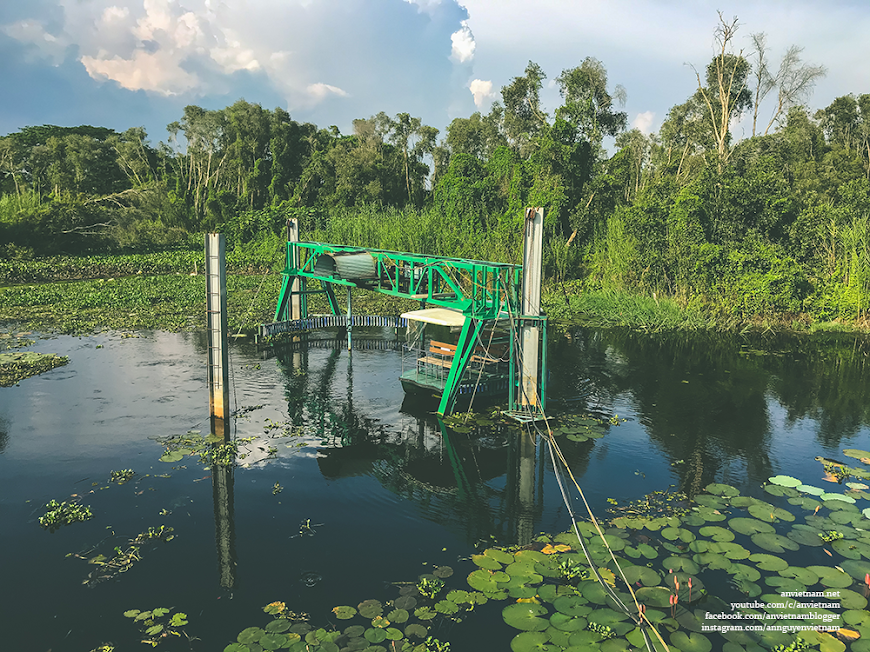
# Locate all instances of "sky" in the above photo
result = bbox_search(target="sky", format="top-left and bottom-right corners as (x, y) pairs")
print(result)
(1, 0), (868, 148)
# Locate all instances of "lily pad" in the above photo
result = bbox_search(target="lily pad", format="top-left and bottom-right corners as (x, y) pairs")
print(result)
(807, 565), (854, 588)
(844, 449), (870, 461)
(748, 553), (788, 572)
(622, 565), (661, 587)
(404, 624), (427, 639)
(768, 475), (802, 488)
(663, 556), (700, 573)
(821, 493), (856, 504)
(729, 517), (775, 536)
(635, 586), (672, 608)
(705, 483), (739, 496)
(747, 503), (795, 522)
(259, 633), (289, 650)
(750, 533), (800, 553)
(553, 595), (590, 617)
(502, 603), (550, 632)
(238, 627), (265, 644)
(364, 628), (387, 643)
(485, 548), (515, 564)
(332, 606), (357, 620)
(549, 612), (587, 631)
(265, 620), (292, 633)
(387, 608), (409, 623)
(779, 566), (819, 585)
(841, 559), (870, 581)
(472, 554), (502, 570)
(670, 631), (712, 652)
(698, 526), (734, 542)
(510, 631), (550, 652)
(797, 484), (826, 496)
(357, 600), (382, 619)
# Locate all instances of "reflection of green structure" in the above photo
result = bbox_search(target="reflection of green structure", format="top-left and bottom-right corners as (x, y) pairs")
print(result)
(264, 218), (548, 415)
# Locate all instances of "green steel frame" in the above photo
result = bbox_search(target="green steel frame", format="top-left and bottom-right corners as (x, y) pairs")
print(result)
(271, 241), (545, 415)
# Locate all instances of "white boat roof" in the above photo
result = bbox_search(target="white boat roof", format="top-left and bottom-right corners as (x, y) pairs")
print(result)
(400, 308), (466, 326)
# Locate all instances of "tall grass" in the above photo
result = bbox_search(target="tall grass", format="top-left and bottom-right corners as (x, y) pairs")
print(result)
(0, 189), (42, 223)
(306, 204), (523, 264)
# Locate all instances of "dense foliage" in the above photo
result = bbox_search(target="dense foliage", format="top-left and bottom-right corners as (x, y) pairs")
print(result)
(1, 16), (868, 325)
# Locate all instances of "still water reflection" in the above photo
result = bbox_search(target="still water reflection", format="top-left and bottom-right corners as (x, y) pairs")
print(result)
(0, 327), (867, 651)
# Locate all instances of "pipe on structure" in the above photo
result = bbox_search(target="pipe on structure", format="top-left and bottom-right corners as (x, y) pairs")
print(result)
(206, 233), (230, 439)
(520, 207), (544, 407)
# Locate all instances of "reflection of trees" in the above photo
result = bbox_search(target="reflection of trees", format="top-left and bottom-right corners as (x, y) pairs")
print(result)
(551, 329), (775, 494)
(0, 417), (8, 453)
(549, 328), (870, 494)
(273, 340), (552, 545)
(757, 333), (870, 448)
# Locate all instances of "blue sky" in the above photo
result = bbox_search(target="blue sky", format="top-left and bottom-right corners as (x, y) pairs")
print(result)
(1, 0), (868, 148)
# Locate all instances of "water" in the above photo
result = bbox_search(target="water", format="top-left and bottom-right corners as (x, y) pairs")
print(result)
(1, 327), (869, 651)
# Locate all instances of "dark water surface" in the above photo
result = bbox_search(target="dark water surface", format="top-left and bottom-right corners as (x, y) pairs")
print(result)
(1, 327), (868, 651)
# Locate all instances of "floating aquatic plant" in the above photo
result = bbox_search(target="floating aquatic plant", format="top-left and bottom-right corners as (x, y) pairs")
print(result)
(123, 608), (189, 647)
(38, 499), (93, 531)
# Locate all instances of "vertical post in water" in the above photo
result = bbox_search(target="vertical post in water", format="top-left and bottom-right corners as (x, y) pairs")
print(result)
(520, 208), (543, 408)
(287, 219), (302, 321)
(346, 287), (353, 351)
(206, 233), (230, 439)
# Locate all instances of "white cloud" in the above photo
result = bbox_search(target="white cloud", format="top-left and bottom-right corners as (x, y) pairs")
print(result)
(632, 111), (655, 134)
(306, 83), (349, 101)
(468, 78), (494, 107)
(450, 20), (475, 62)
(81, 48), (198, 95)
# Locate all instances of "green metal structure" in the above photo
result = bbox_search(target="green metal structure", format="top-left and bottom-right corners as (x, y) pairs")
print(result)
(266, 240), (547, 416)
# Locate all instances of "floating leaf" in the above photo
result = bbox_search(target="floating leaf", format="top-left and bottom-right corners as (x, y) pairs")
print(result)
(357, 600), (382, 619)
(364, 628), (387, 643)
(259, 633), (289, 650)
(663, 556), (700, 574)
(779, 566), (819, 585)
(729, 517), (775, 536)
(387, 608), (409, 624)
(238, 627), (265, 645)
(797, 484), (826, 496)
(434, 600), (458, 615)
(510, 631), (550, 652)
(670, 631), (712, 652)
(553, 595), (591, 617)
(332, 606), (356, 620)
(635, 586), (672, 608)
(751, 533), (800, 553)
(549, 612), (587, 631)
(413, 607), (436, 621)
(343, 625), (364, 637)
(748, 503), (795, 522)
(822, 493), (856, 504)
(502, 603), (550, 632)
(807, 565), (854, 588)
(844, 449), (870, 461)
(749, 553), (788, 572)
(698, 526), (734, 542)
(705, 483), (739, 496)
(404, 624), (427, 639)
(394, 595), (417, 610)
(433, 565), (453, 578)
(622, 565), (660, 587)
(484, 548), (515, 564)
(472, 554), (502, 570)
(769, 475), (801, 488)
(371, 616), (390, 628)
(384, 628), (403, 641)
(265, 620), (291, 634)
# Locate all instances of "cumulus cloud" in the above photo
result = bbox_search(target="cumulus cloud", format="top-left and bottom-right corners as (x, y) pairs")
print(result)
(1, 0), (470, 116)
(632, 111), (655, 134)
(469, 78), (495, 107)
(306, 83), (349, 101)
(450, 20), (475, 62)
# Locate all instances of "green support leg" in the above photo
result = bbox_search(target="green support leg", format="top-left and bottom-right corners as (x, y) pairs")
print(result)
(322, 281), (341, 315)
(274, 275), (291, 322)
(437, 318), (483, 416)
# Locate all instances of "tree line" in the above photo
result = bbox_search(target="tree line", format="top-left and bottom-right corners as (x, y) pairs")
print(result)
(1, 14), (868, 321)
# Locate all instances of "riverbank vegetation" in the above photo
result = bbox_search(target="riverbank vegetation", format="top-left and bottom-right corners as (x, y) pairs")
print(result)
(1, 14), (868, 333)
